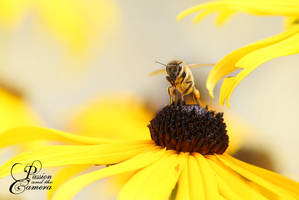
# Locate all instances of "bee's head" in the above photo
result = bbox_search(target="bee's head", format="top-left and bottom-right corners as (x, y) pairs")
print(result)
(166, 60), (183, 81)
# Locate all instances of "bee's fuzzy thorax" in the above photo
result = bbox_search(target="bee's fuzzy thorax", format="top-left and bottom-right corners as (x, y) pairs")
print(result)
(148, 104), (228, 154)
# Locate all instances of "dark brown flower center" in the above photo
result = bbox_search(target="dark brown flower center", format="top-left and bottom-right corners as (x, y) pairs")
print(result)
(148, 104), (228, 155)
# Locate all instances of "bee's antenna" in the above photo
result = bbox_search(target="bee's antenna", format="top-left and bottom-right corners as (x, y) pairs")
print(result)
(155, 60), (167, 67)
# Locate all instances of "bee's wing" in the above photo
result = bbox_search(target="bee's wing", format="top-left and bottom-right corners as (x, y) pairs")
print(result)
(188, 63), (215, 69)
(148, 69), (166, 76)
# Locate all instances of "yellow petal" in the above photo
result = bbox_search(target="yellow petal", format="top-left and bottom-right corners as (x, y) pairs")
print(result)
(0, 88), (40, 130)
(103, 171), (137, 197)
(217, 154), (299, 199)
(212, 170), (241, 200)
(207, 155), (267, 199)
(0, 126), (125, 148)
(175, 153), (190, 200)
(220, 28), (299, 107)
(0, 88), (44, 150)
(195, 154), (219, 200)
(215, 9), (235, 26)
(53, 148), (166, 200)
(188, 155), (205, 200)
(0, 0), (119, 57)
(284, 17), (299, 29)
(48, 165), (91, 200)
(177, 0), (299, 106)
(209, 25), (299, 106)
(67, 93), (152, 140)
(118, 150), (181, 200)
(34, 0), (119, 56)
(177, 0), (299, 22)
(193, 9), (216, 24)
(247, 181), (281, 200)
(0, 141), (154, 179)
(0, 0), (29, 28)
(177, 2), (222, 21)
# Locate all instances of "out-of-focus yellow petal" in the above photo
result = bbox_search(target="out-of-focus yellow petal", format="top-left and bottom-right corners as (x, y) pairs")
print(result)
(118, 150), (181, 200)
(175, 153), (190, 200)
(0, 88), (43, 150)
(0, 0), (29, 28)
(285, 17), (299, 29)
(0, 0), (120, 56)
(177, 0), (299, 22)
(53, 148), (165, 200)
(217, 154), (299, 199)
(195, 154), (219, 200)
(193, 9), (216, 24)
(48, 165), (91, 200)
(0, 88), (40, 131)
(215, 9), (235, 26)
(207, 156), (267, 199)
(68, 93), (153, 140)
(0, 142), (154, 179)
(34, 0), (119, 56)
(224, 112), (250, 154)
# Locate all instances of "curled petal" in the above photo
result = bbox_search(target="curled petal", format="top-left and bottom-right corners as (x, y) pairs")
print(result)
(204, 25), (299, 106)
(215, 9), (236, 26)
(177, 0), (299, 23)
(219, 26), (299, 107)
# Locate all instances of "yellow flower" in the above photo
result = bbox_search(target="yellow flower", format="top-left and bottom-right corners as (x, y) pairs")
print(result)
(177, 0), (299, 107)
(0, 0), (119, 56)
(0, 104), (298, 200)
(66, 93), (250, 196)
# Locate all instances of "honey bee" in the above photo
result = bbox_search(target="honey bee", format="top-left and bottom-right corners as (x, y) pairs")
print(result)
(149, 60), (214, 106)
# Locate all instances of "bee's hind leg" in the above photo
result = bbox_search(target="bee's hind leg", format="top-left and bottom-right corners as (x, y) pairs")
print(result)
(193, 88), (203, 107)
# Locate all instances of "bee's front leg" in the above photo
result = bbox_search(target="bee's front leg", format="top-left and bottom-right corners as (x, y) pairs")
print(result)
(168, 86), (175, 104)
(174, 89), (183, 106)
